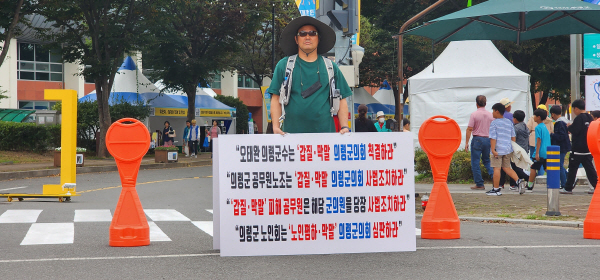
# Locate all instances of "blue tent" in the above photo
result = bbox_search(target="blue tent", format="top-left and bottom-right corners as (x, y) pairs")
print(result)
(167, 95), (233, 111)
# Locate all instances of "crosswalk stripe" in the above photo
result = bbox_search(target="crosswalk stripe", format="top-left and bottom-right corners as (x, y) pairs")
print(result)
(144, 209), (191, 221)
(192, 221), (213, 236)
(74, 210), (112, 222)
(0, 210), (42, 223)
(149, 222), (171, 242)
(21, 223), (74, 245)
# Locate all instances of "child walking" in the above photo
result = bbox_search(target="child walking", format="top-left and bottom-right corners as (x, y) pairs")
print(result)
(524, 109), (551, 193)
(487, 103), (526, 196)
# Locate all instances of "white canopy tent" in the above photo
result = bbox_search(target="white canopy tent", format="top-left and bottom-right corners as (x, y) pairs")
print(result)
(408, 40), (531, 148)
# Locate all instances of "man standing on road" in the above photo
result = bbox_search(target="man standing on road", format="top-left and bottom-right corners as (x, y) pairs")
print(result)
(560, 99), (598, 195)
(465, 95), (494, 190)
(269, 16), (352, 134)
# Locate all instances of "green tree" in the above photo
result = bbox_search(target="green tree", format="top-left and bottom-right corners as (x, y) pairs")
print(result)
(0, 0), (37, 100)
(76, 100), (151, 153)
(214, 95), (249, 134)
(144, 0), (263, 122)
(361, 0), (574, 114)
(232, 1), (299, 88)
(39, 0), (156, 157)
(360, 0), (486, 119)
(495, 37), (571, 111)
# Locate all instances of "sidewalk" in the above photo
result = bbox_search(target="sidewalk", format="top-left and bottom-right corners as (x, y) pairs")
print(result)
(415, 183), (593, 227)
(0, 152), (212, 181)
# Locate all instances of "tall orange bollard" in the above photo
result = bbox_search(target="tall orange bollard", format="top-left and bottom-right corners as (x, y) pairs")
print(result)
(584, 120), (600, 239)
(106, 118), (151, 247)
(419, 116), (461, 239)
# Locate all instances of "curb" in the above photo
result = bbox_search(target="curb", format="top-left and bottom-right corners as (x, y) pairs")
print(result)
(0, 160), (212, 181)
(416, 214), (583, 228)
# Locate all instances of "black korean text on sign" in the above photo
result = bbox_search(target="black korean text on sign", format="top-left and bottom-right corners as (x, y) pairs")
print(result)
(237, 145), (295, 163)
(365, 169), (404, 187)
(228, 171), (292, 189)
(237, 224), (287, 242)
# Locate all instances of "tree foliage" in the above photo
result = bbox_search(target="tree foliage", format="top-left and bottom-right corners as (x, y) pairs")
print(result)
(144, 0), (264, 121)
(76, 100), (151, 153)
(358, 0), (574, 114)
(214, 95), (249, 135)
(231, 1), (299, 87)
(360, 0), (483, 88)
(0, 0), (37, 100)
(0, 0), (37, 67)
(495, 37), (571, 110)
(39, 0), (156, 157)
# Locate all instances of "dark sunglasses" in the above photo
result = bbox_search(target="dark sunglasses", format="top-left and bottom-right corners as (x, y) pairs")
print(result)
(297, 30), (318, 37)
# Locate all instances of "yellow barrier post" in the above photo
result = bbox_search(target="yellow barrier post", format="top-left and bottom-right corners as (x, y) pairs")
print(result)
(0, 89), (79, 202)
(43, 89), (78, 196)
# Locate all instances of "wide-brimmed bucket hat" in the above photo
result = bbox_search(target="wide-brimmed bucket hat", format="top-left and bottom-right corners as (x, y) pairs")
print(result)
(280, 16), (336, 56)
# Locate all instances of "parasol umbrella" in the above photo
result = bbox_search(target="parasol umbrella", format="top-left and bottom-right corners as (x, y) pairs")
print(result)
(403, 0), (600, 44)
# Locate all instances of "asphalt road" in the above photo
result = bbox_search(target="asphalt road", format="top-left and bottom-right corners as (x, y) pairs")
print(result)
(0, 166), (599, 279)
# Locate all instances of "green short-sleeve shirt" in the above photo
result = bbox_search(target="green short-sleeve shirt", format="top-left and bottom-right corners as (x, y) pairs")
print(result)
(268, 56), (353, 133)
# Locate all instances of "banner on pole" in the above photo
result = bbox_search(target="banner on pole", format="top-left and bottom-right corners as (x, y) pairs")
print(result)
(585, 75), (600, 111)
(214, 133), (415, 256)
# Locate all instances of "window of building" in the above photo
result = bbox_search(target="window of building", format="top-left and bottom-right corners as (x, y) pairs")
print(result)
(19, 101), (56, 110)
(238, 74), (259, 88)
(17, 43), (63, 82)
(209, 73), (221, 89)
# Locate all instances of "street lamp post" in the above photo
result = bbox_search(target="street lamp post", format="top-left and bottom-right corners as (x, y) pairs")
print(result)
(396, 0), (450, 128)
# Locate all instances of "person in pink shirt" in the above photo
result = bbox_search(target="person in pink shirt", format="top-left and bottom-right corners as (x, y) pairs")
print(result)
(209, 120), (221, 158)
(465, 95), (494, 190)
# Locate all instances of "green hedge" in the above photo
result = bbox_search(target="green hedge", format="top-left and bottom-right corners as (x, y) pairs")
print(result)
(415, 149), (491, 183)
(0, 121), (61, 152)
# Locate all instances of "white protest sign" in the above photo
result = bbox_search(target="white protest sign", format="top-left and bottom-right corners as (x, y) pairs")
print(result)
(585, 75), (600, 111)
(213, 139), (220, 250)
(216, 132), (415, 256)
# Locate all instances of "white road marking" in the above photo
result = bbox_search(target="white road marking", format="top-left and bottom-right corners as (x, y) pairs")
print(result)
(0, 210), (42, 223)
(415, 228), (421, 236)
(206, 209), (213, 214)
(0, 186), (28, 191)
(0, 253), (221, 263)
(144, 209), (191, 221)
(192, 221), (213, 236)
(149, 222), (171, 242)
(74, 210), (112, 222)
(21, 223), (74, 245)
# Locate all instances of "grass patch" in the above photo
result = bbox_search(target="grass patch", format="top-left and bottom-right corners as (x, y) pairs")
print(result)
(497, 214), (514, 218)
(415, 174), (433, 183)
(525, 214), (549, 220)
(0, 151), (53, 164)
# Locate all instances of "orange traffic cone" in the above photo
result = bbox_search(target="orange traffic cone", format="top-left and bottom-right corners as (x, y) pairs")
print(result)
(418, 116), (461, 239)
(106, 118), (151, 247)
(584, 120), (600, 239)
